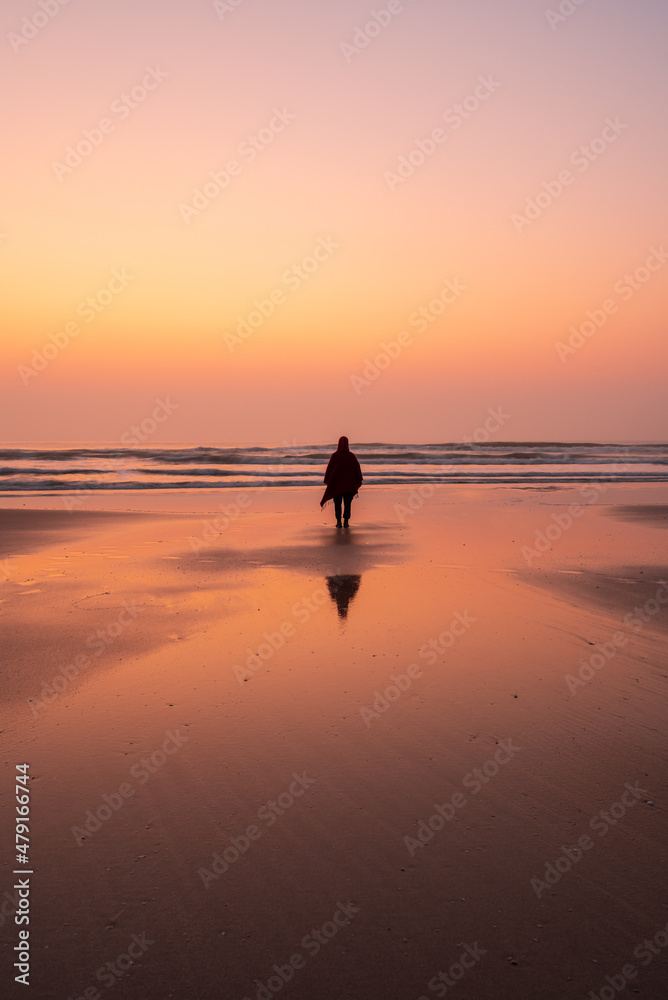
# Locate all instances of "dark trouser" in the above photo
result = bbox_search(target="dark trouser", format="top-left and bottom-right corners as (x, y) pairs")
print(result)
(334, 493), (355, 521)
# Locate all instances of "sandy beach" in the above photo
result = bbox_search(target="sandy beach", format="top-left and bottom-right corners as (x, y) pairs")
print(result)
(0, 484), (666, 999)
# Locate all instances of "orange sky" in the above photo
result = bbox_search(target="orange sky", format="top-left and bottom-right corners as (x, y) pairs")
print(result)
(1, 0), (667, 442)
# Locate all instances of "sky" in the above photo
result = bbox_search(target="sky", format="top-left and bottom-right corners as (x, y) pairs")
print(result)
(1, 0), (667, 444)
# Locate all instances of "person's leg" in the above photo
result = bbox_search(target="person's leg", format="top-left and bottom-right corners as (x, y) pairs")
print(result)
(343, 492), (354, 525)
(334, 495), (343, 526)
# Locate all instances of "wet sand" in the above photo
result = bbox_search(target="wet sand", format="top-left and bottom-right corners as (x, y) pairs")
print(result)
(1, 485), (667, 1000)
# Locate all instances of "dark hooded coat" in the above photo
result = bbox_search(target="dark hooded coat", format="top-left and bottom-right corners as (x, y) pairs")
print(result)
(320, 436), (363, 507)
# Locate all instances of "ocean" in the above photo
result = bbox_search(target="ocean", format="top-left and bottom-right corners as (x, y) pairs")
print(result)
(0, 442), (666, 493)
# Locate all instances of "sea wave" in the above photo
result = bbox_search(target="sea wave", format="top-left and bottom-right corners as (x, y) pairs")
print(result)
(0, 442), (666, 492)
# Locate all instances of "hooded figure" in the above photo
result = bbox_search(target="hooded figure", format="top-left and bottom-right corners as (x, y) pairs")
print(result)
(320, 436), (363, 526)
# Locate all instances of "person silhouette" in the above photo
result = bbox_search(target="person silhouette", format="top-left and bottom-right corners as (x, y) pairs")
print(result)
(320, 436), (363, 528)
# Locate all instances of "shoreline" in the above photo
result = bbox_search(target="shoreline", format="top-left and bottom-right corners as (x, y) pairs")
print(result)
(2, 479), (668, 512)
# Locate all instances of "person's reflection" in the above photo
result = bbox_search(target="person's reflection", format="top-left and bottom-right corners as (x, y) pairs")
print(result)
(326, 574), (362, 620)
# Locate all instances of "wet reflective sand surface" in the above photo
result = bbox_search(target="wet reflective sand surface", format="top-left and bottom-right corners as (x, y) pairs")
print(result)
(1, 485), (666, 999)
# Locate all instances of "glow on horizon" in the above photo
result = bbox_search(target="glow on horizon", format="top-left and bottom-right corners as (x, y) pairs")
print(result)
(1, 0), (667, 443)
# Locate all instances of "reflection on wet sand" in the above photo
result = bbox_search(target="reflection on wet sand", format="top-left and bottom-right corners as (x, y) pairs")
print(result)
(179, 522), (409, 578)
(326, 574), (362, 620)
(2, 490), (667, 1000)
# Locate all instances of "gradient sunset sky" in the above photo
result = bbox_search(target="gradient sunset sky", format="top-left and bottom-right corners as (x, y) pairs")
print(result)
(2, 0), (667, 443)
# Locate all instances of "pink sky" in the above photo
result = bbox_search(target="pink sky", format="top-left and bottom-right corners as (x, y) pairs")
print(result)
(1, 0), (667, 442)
